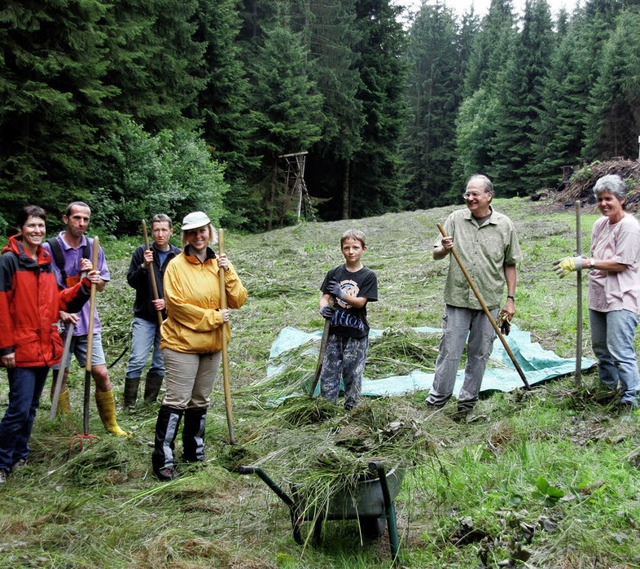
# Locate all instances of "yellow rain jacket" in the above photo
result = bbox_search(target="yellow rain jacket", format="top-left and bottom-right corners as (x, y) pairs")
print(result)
(160, 246), (247, 354)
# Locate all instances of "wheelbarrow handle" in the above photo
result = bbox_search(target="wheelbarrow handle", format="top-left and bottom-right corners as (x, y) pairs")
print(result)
(369, 461), (401, 562)
(238, 465), (296, 509)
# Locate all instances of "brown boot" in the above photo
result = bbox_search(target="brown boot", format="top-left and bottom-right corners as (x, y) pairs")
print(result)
(95, 390), (130, 437)
(143, 373), (164, 403)
(124, 377), (140, 411)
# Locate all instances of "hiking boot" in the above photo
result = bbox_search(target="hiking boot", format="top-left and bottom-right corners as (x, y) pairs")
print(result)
(11, 459), (27, 473)
(0, 470), (8, 485)
(155, 466), (180, 481)
(451, 407), (471, 423)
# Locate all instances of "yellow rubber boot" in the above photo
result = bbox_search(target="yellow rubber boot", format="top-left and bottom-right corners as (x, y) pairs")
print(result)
(57, 389), (71, 415)
(95, 390), (130, 437)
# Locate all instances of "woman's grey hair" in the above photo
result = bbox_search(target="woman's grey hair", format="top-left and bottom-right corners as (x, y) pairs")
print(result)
(593, 174), (627, 201)
(466, 174), (493, 194)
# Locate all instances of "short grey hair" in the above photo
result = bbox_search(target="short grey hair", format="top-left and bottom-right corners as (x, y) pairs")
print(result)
(593, 174), (627, 201)
(152, 213), (173, 229)
(466, 174), (493, 194)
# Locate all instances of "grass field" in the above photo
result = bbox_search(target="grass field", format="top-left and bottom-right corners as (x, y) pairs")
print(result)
(1, 198), (639, 569)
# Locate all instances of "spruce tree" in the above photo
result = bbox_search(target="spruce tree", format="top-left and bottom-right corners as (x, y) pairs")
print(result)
(488, 0), (555, 196)
(531, 23), (590, 187)
(454, 0), (515, 188)
(247, 21), (324, 228)
(304, 0), (365, 222)
(0, 0), (118, 220)
(403, 2), (465, 209)
(348, 0), (407, 220)
(583, 6), (640, 159)
(101, 0), (205, 132)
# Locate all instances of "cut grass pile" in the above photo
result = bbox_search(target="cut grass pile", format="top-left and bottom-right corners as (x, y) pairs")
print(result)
(232, 396), (436, 529)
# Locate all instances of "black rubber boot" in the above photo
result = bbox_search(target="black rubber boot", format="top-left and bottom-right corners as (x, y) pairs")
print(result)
(124, 377), (140, 410)
(143, 373), (164, 403)
(182, 408), (207, 462)
(152, 405), (183, 481)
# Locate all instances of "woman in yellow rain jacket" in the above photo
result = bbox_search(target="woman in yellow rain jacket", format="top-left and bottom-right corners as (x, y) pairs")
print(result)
(151, 211), (247, 481)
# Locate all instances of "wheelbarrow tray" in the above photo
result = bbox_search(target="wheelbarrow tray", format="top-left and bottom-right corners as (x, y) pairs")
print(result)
(238, 461), (404, 560)
(294, 465), (404, 520)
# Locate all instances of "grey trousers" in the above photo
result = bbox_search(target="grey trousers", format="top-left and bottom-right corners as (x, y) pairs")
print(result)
(426, 305), (497, 410)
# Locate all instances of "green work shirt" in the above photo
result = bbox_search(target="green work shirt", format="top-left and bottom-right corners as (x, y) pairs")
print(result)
(435, 207), (523, 310)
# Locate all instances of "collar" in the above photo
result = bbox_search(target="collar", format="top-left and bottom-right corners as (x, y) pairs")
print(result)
(184, 244), (216, 264)
(58, 231), (88, 251)
(463, 205), (494, 224)
(5, 234), (50, 266)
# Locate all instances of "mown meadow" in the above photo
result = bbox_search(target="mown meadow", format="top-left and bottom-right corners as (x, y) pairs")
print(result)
(1, 198), (639, 569)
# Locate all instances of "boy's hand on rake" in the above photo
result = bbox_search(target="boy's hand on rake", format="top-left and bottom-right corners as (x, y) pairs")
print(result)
(319, 305), (335, 319)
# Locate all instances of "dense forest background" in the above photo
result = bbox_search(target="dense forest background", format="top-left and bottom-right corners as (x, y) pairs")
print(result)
(1, 0), (639, 235)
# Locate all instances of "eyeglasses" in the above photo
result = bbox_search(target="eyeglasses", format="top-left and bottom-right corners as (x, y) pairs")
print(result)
(462, 192), (484, 200)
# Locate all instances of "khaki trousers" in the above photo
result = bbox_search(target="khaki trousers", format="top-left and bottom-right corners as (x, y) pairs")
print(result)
(161, 348), (222, 409)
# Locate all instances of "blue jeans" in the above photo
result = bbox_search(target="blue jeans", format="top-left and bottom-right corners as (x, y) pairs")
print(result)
(126, 317), (164, 379)
(0, 366), (49, 472)
(590, 309), (640, 405)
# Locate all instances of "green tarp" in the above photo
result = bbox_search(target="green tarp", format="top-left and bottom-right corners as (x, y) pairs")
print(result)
(268, 325), (595, 397)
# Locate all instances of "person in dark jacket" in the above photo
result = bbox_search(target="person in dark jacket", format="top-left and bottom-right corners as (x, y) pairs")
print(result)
(124, 214), (181, 409)
(0, 205), (97, 484)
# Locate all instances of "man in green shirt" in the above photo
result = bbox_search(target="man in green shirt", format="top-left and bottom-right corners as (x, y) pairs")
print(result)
(426, 174), (523, 418)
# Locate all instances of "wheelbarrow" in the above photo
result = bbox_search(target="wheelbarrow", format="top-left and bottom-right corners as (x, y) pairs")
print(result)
(238, 461), (403, 560)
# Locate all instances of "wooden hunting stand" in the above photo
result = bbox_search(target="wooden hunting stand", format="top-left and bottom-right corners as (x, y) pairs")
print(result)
(278, 151), (315, 223)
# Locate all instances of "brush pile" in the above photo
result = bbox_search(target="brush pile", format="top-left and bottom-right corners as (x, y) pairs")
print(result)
(560, 159), (640, 209)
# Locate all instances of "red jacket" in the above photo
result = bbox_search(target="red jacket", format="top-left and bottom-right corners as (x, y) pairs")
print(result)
(0, 235), (91, 367)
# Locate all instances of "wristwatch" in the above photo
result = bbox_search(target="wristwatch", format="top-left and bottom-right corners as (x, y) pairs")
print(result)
(590, 258), (595, 270)
(507, 295), (515, 301)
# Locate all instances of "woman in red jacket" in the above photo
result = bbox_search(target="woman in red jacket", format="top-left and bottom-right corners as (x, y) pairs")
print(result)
(0, 205), (96, 484)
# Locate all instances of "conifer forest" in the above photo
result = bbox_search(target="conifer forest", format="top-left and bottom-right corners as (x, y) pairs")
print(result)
(1, 0), (639, 234)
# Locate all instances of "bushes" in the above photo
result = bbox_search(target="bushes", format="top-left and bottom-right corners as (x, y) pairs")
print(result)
(85, 119), (229, 235)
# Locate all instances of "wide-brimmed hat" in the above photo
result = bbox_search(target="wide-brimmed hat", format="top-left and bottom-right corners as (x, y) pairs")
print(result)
(181, 211), (211, 231)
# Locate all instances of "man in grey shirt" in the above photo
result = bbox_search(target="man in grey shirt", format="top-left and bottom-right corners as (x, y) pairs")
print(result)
(426, 174), (523, 418)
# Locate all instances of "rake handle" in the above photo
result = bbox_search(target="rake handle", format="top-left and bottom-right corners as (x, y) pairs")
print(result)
(84, 236), (100, 435)
(218, 228), (235, 444)
(142, 219), (164, 329)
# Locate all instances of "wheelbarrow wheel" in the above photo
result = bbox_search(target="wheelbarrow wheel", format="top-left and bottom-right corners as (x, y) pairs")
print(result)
(359, 516), (386, 539)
